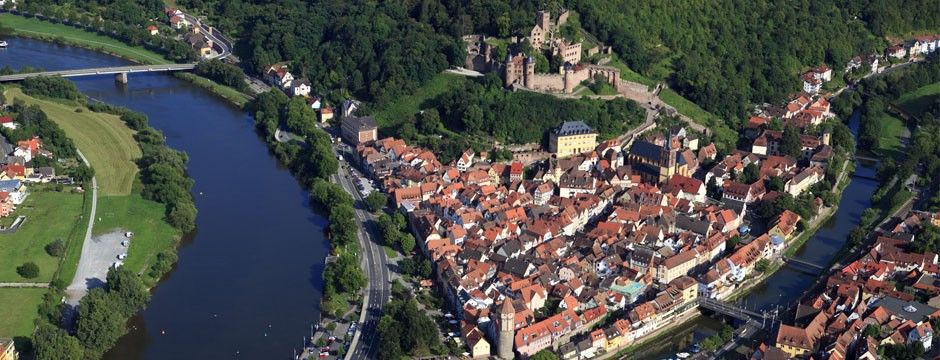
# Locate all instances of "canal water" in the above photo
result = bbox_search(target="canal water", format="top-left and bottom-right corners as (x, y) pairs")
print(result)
(636, 117), (878, 359)
(1, 37), (329, 359)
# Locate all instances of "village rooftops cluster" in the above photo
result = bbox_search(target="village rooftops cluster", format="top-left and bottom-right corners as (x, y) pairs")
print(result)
(753, 211), (940, 360)
(344, 116), (840, 359)
(164, 7), (216, 59)
(262, 64), (337, 124)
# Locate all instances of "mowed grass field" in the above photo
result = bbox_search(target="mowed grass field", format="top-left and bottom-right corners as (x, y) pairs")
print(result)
(872, 113), (906, 160)
(93, 193), (179, 281)
(0, 288), (47, 337)
(7, 88), (142, 196)
(0, 191), (85, 282)
(0, 13), (170, 64)
(898, 82), (940, 118)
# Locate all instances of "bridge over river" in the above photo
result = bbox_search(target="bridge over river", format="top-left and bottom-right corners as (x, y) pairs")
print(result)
(0, 64), (197, 83)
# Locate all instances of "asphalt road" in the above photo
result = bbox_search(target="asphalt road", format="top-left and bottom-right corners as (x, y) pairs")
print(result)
(329, 143), (391, 360)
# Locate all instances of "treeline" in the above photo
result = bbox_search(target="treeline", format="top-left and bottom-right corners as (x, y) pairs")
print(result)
(377, 294), (442, 359)
(32, 268), (151, 360)
(252, 90), (366, 317)
(87, 101), (197, 233)
(22, 76), (83, 101)
(172, 0), (462, 106)
(431, 73), (646, 145)
(569, 0), (939, 121)
(194, 59), (249, 93)
(12, 2), (198, 63)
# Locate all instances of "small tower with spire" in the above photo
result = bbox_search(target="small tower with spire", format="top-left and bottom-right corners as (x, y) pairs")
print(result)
(498, 299), (515, 359)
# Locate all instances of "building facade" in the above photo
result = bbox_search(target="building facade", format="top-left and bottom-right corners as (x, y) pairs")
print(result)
(549, 121), (597, 158)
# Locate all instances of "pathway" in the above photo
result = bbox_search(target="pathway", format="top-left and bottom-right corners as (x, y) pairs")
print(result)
(0, 282), (49, 288)
(64, 149), (98, 305)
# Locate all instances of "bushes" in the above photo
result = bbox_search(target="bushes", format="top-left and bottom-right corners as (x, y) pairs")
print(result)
(16, 262), (40, 278)
(194, 60), (249, 92)
(21, 76), (83, 101)
(45, 239), (65, 257)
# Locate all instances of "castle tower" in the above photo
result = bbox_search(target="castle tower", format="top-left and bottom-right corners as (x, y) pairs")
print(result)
(498, 300), (515, 359)
(524, 56), (535, 89)
(536, 10), (551, 31)
(659, 139), (678, 183)
(563, 70), (575, 94)
(504, 54), (517, 87)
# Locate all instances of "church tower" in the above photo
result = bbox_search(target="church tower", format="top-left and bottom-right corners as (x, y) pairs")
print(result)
(659, 138), (678, 183)
(498, 300), (515, 359)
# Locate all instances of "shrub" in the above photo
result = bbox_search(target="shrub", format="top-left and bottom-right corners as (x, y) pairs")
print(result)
(17, 262), (40, 278)
(45, 239), (65, 257)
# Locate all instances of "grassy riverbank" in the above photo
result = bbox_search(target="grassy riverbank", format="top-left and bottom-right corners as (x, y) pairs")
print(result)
(6, 88), (141, 195)
(0, 13), (170, 65)
(0, 13), (253, 109)
(0, 288), (47, 337)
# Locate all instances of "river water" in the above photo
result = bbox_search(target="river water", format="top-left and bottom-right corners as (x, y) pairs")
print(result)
(1, 37), (882, 360)
(1, 37), (328, 359)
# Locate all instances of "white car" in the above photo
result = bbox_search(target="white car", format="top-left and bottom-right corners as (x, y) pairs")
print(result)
(117, 253), (128, 260)
(121, 240), (130, 247)
(112, 261), (124, 269)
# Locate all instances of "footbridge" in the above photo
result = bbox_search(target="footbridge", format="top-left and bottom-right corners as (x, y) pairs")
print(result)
(0, 64), (197, 83)
(783, 256), (828, 274)
(697, 297), (771, 324)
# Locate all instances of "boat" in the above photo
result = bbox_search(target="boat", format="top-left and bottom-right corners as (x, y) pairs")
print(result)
(0, 40), (7, 48)
(677, 352), (691, 359)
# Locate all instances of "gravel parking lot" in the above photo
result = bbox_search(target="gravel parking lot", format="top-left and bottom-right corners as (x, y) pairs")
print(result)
(65, 229), (129, 305)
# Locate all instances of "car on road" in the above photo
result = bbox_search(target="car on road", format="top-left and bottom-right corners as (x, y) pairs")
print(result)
(121, 240), (130, 247)
(117, 253), (128, 260)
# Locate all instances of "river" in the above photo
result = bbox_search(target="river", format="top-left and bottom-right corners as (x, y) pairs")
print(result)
(633, 115), (879, 359)
(1, 37), (329, 359)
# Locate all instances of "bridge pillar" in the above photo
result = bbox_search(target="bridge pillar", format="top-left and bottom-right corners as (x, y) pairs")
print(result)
(115, 72), (128, 84)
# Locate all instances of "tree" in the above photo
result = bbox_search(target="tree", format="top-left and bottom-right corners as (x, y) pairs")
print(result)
(75, 289), (126, 357)
(167, 201), (197, 232)
(742, 163), (759, 184)
(17, 262), (40, 278)
(725, 235), (741, 251)
(767, 176), (785, 192)
(45, 239), (65, 257)
(755, 258), (771, 272)
(33, 324), (84, 360)
(400, 234), (416, 254)
(780, 125), (803, 158)
(106, 267), (151, 316)
(706, 176), (721, 199)
(365, 192), (387, 212)
(531, 349), (560, 360)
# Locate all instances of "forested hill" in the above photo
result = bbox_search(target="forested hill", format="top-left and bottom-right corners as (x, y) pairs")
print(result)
(174, 0), (464, 105)
(570, 0), (940, 122)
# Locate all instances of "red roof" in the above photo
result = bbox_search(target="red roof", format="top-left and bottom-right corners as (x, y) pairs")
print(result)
(0, 116), (12, 124)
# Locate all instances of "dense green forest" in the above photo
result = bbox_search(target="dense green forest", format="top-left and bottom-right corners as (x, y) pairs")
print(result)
(432, 74), (646, 144)
(171, 0), (464, 105)
(570, 0), (940, 121)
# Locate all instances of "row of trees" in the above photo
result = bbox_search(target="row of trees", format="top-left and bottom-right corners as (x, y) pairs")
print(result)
(194, 59), (249, 92)
(88, 102), (198, 233)
(252, 90), (368, 318)
(32, 268), (151, 360)
(21, 76), (84, 101)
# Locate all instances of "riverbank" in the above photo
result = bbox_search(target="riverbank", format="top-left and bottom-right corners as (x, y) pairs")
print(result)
(0, 13), (252, 109)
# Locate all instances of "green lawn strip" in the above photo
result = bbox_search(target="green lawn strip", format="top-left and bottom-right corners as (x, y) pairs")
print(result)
(0, 191), (84, 282)
(0, 288), (47, 337)
(55, 187), (92, 285)
(92, 193), (179, 278)
(7, 88), (142, 196)
(897, 82), (940, 117)
(0, 13), (171, 65)
(384, 245), (398, 258)
(873, 112), (905, 160)
(174, 73), (252, 108)
(373, 73), (468, 128)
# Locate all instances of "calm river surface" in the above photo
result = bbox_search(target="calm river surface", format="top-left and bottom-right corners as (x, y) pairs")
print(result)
(636, 112), (879, 359)
(1, 37), (328, 359)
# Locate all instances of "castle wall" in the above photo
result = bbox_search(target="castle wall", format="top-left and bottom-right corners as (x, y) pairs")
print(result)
(528, 74), (566, 92)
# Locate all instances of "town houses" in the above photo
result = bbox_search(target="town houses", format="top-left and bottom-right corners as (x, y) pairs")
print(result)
(345, 110), (842, 358)
(756, 210), (940, 359)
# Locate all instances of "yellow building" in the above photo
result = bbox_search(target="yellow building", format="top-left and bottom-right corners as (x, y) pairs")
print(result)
(0, 338), (18, 360)
(549, 121), (597, 158)
(464, 327), (491, 359)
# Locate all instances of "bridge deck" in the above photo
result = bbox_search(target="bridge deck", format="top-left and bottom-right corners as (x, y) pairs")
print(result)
(0, 64), (197, 82)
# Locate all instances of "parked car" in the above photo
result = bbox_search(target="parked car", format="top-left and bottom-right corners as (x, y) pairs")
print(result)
(117, 253), (128, 260)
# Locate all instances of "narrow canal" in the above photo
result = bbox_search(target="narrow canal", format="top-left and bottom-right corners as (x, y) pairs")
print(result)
(634, 113), (878, 359)
(1, 37), (329, 359)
